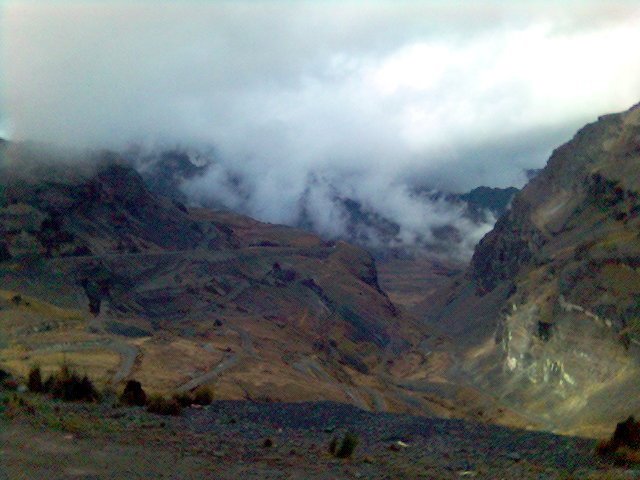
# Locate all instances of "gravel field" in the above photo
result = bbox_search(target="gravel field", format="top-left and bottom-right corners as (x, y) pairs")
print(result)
(3, 399), (630, 479)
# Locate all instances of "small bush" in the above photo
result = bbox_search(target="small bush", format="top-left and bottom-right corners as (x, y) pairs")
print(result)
(329, 437), (338, 455)
(596, 438), (615, 456)
(0, 369), (13, 389)
(27, 366), (44, 393)
(335, 431), (359, 459)
(2, 393), (36, 419)
(146, 395), (181, 416)
(171, 386), (213, 408)
(45, 365), (100, 402)
(192, 386), (213, 406)
(612, 416), (640, 449)
(119, 380), (147, 407)
(597, 416), (640, 466)
(172, 391), (193, 408)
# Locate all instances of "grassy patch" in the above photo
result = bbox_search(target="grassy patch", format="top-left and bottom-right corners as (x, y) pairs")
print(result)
(0, 290), (84, 321)
(1, 392), (119, 434)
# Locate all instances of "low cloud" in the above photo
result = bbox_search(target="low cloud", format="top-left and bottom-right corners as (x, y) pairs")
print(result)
(2, 1), (640, 257)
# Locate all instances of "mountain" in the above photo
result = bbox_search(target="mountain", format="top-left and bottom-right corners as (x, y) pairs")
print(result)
(424, 102), (640, 436)
(126, 147), (519, 258)
(0, 140), (521, 424)
(133, 148), (212, 205)
(459, 186), (519, 219)
(303, 186), (519, 258)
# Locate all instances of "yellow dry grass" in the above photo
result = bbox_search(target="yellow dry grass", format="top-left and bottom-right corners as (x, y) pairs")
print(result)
(0, 289), (84, 321)
(133, 338), (225, 392)
(2, 348), (120, 385)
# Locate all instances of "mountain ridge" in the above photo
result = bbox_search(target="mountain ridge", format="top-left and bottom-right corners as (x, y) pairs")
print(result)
(0, 143), (519, 427)
(424, 102), (640, 437)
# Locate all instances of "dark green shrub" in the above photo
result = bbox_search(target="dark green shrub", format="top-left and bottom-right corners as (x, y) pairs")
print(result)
(192, 386), (213, 406)
(596, 416), (640, 466)
(171, 386), (213, 408)
(27, 366), (44, 393)
(172, 391), (193, 408)
(613, 416), (640, 449)
(329, 437), (338, 455)
(146, 395), (181, 416)
(45, 365), (100, 402)
(0, 369), (16, 391)
(335, 431), (359, 459)
(119, 380), (147, 407)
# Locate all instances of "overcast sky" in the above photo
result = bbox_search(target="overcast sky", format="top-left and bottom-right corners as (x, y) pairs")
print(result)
(2, 1), (640, 254)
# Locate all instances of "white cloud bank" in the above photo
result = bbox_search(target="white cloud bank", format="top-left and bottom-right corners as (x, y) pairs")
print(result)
(2, 1), (640, 256)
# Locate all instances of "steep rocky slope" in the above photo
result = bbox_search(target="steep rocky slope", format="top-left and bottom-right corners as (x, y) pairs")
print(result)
(426, 103), (640, 436)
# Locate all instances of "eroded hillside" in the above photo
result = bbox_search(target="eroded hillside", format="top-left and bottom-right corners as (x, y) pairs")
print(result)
(0, 143), (515, 424)
(425, 103), (640, 437)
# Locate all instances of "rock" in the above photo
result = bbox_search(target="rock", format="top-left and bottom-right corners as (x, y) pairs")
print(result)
(388, 441), (409, 451)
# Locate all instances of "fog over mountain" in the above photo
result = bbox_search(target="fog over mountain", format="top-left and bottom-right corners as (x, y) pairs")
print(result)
(2, 1), (640, 257)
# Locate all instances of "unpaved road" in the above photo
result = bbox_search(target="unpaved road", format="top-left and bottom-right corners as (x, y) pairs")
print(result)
(176, 325), (256, 392)
(23, 338), (139, 384)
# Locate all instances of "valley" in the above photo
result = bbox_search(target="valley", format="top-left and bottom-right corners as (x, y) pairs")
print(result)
(2, 102), (640, 478)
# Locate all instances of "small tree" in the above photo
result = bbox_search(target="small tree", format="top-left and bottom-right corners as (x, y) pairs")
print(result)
(27, 366), (44, 393)
(119, 380), (147, 407)
(335, 431), (359, 459)
(45, 365), (100, 402)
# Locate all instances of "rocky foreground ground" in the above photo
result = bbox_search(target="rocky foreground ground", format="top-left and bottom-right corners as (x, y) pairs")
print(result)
(1, 398), (637, 479)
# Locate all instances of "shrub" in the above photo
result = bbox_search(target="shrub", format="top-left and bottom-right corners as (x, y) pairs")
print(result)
(192, 386), (213, 406)
(171, 386), (213, 408)
(45, 365), (100, 402)
(597, 416), (640, 466)
(119, 380), (147, 407)
(335, 431), (359, 459)
(172, 391), (193, 408)
(612, 416), (640, 449)
(0, 369), (12, 389)
(146, 395), (181, 416)
(2, 393), (36, 419)
(328, 437), (338, 455)
(27, 366), (44, 393)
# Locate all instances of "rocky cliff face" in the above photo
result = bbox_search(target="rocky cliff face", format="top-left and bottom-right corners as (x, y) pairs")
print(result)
(435, 103), (640, 436)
